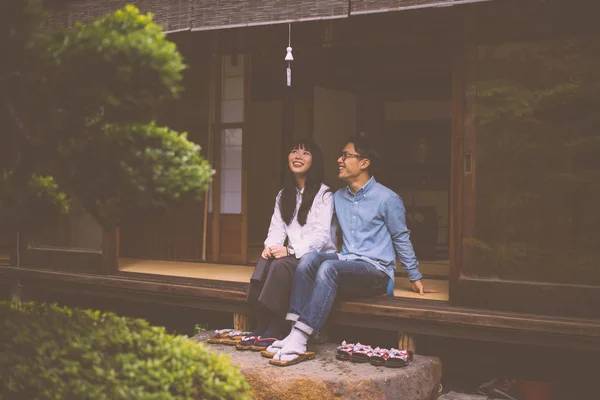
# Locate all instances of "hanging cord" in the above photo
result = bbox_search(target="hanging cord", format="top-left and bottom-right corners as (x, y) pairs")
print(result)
(285, 23), (293, 86)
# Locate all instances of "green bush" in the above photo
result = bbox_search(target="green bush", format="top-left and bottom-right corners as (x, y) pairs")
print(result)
(0, 301), (251, 400)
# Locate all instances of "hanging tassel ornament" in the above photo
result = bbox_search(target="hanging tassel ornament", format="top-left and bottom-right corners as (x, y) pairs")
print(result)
(285, 23), (294, 87)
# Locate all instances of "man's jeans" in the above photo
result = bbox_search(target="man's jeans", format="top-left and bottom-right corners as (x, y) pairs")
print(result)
(285, 252), (389, 336)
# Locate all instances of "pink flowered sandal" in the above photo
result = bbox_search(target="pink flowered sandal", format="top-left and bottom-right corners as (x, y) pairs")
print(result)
(385, 348), (410, 368)
(350, 343), (374, 363)
(369, 347), (390, 366)
(336, 341), (355, 361)
(235, 336), (259, 350)
(207, 328), (234, 344)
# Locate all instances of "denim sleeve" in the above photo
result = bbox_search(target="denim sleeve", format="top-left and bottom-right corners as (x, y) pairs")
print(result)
(383, 194), (422, 282)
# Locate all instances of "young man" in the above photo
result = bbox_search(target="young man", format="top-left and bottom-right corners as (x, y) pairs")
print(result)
(268, 135), (436, 365)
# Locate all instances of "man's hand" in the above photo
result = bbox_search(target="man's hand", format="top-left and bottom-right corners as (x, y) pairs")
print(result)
(268, 245), (288, 259)
(410, 279), (440, 296)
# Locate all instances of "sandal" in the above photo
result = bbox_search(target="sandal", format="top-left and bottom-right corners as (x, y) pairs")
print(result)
(336, 341), (354, 361)
(250, 337), (277, 352)
(385, 348), (410, 368)
(221, 330), (252, 346)
(478, 378), (522, 400)
(350, 343), (374, 363)
(261, 349), (277, 359)
(235, 336), (258, 350)
(268, 351), (316, 367)
(369, 347), (389, 366)
(207, 329), (234, 344)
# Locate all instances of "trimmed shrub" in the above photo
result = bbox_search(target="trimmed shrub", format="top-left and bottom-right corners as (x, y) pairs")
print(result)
(0, 301), (251, 399)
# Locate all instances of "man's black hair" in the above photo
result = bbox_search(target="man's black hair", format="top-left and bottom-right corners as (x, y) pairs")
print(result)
(346, 134), (382, 176)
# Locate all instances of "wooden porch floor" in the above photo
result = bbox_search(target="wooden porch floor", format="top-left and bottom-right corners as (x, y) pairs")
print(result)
(119, 257), (449, 301)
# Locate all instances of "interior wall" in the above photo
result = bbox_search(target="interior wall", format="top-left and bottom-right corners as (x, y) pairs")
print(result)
(293, 100), (312, 141)
(314, 87), (357, 191)
(385, 100), (451, 254)
(31, 197), (103, 250)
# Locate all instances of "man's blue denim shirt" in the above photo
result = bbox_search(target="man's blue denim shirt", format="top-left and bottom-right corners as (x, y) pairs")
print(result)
(334, 176), (422, 297)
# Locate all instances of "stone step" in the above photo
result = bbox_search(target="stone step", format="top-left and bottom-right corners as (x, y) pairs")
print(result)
(194, 331), (442, 400)
(438, 392), (488, 400)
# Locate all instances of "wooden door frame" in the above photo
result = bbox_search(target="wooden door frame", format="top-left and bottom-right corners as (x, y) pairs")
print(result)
(208, 52), (250, 265)
(448, 41), (466, 303)
(449, 10), (600, 318)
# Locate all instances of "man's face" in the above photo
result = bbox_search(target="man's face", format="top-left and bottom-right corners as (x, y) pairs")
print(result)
(337, 142), (366, 182)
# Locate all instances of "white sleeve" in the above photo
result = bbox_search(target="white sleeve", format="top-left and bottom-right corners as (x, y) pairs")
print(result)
(264, 191), (287, 247)
(291, 188), (334, 258)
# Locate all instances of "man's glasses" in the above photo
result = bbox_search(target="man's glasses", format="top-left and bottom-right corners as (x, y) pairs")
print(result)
(339, 151), (363, 161)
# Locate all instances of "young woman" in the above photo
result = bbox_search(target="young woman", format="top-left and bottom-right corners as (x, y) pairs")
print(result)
(243, 139), (337, 347)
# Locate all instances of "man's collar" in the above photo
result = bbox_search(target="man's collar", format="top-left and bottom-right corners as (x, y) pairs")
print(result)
(346, 176), (376, 196)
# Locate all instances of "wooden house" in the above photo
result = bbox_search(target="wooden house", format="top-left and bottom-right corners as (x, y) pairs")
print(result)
(2, 0), (600, 350)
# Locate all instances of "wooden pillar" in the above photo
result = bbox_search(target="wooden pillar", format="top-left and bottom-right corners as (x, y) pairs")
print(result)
(233, 313), (251, 331)
(101, 228), (119, 275)
(398, 332), (417, 353)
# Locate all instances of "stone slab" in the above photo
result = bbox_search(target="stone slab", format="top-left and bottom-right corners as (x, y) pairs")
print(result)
(193, 331), (442, 400)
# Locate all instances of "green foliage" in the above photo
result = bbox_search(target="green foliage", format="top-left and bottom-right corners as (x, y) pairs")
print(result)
(27, 174), (70, 215)
(0, 170), (70, 231)
(42, 4), (186, 125)
(0, 1), (213, 232)
(59, 122), (213, 225)
(193, 323), (209, 336)
(0, 301), (251, 400)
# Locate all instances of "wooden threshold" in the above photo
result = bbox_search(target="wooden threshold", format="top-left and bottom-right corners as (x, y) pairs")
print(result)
(247, 246), (450, 278)
(119, 257), (449, 302)
(2, 265), (600, 350)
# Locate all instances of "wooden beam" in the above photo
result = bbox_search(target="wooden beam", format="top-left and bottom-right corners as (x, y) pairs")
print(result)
(454, 276), (600, 320)
(334, 297), (600, 338)
(398, 332), (417, 353)
(1, 266), (247, 303)
(22, 247), (102, 273)
(233, 313), (251, 331)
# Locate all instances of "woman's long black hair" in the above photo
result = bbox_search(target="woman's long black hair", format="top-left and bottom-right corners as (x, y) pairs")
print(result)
(279, 139), (327, 226)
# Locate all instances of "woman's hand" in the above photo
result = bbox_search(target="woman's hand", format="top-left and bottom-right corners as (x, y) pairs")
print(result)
(261, 247), (272, 259)
(267, 245), (289, 259)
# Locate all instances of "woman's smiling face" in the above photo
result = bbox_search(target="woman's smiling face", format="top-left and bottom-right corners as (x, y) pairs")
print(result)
(288, 145), (313, 177)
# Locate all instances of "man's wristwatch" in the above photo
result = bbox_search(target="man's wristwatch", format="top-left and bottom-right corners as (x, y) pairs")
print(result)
(286, 245), (295, 256)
